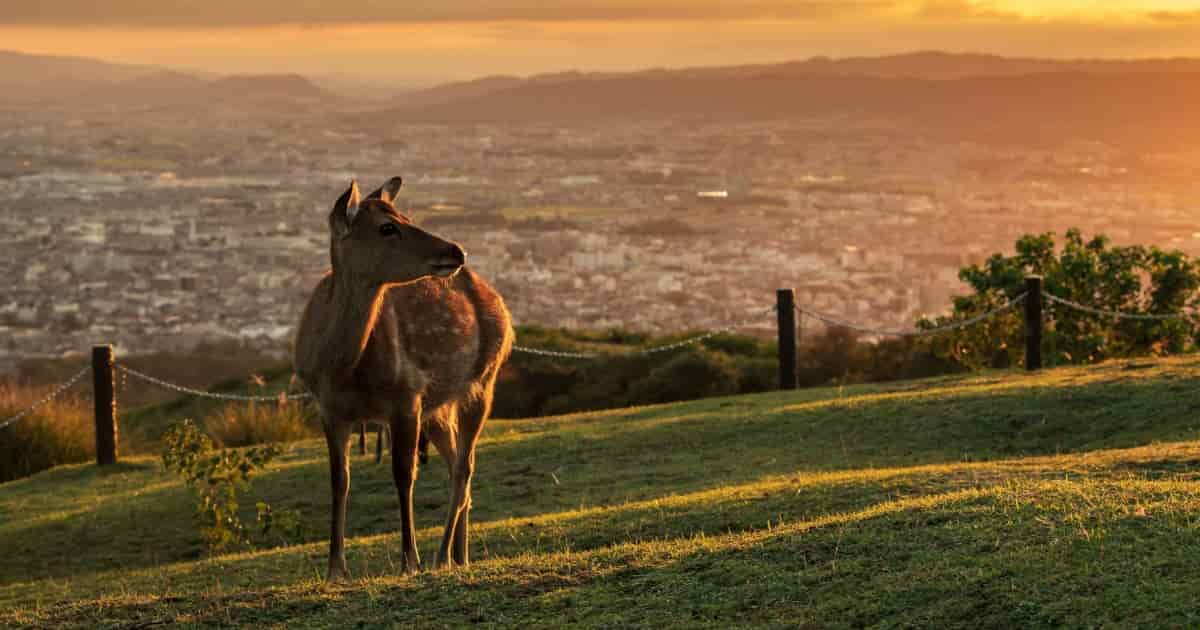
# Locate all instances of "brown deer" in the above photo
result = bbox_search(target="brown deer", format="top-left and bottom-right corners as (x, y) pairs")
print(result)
(294, 177), (513, 580)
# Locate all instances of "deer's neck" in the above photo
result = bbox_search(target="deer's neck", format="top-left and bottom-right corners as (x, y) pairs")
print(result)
(322, 275), (387, 375)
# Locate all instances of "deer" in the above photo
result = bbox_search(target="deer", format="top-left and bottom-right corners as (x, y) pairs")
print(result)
(294, 177), (513, 581)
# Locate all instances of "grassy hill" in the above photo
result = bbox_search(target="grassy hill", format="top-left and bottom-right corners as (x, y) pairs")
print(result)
(4, 357), (1200, 628)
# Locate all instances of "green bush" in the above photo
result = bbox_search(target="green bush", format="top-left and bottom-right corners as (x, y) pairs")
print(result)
(626, 349), (741, 406)
(0, 384), (93, 483)
(937, 229), (1200, 369)
(733, 357), (778, 394)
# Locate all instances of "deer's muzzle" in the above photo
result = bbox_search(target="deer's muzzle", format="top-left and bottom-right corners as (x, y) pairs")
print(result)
(430, 244), (467, 277)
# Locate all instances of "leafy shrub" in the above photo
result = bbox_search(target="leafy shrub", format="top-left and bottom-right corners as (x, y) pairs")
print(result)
(0, 383), (93, 483)
(255, 501), (304, 544)
(938, 229), (1200, 368)
(493, 356), (578, 419)
(626, 349), (741, 406)
(549, 355), (658, 414)
(161, 420), (291, 551)
(733, 357), (778, 394)
(203, 400), (318, 448)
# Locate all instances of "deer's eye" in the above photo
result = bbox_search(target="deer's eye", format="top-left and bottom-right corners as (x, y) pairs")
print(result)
(379, 223), (401, 238)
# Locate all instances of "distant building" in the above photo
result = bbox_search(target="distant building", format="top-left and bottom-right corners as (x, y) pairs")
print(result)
(560, 175), (601, 186)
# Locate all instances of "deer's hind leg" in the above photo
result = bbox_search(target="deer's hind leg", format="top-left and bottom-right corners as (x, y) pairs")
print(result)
(450, 455), (473, 566)
(423, 404), (462, 569)
(453, 394), (496, 566)
(389, 398), (423, 573)
(436, 393), (491, 568)
(375, 424), (389, 463)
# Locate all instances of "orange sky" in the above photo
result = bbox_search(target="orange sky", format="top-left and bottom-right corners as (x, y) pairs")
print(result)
(3, 2), (1200, 85)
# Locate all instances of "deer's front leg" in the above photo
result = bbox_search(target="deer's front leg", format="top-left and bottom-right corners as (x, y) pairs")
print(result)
(324, 420), (354, 582)
(390, 399), (422, 573)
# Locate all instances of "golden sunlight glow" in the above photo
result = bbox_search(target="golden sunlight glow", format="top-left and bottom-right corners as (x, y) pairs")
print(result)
(1007, 0), (1200, 16)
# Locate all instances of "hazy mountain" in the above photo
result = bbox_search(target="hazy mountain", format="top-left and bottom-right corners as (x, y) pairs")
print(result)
(394, 51), (1200, 111)
(0, 49), (154, 86)
(80, 72), (335, 112)
(688, 51), (1200, 81)
(0, 50), (335, 110)
(81, 70), (210, 102)
(378, 70), (1200, 149)
(398, 75), (526, 107)
(0, 49), (163, 100)
(205, 74), (337, 111)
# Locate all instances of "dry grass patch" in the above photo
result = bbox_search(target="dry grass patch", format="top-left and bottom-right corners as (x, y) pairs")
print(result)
(0, 383), (94, 483)
(203, 400), (319, 448)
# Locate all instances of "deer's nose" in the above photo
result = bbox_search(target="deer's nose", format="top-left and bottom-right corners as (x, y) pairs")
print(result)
(448, 244), (467, 265)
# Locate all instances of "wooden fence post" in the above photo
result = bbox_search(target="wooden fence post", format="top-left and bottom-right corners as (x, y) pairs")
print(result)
(1024, 276), (1043, 371)
(777, 289), (798, 390)
(92, 345), (118, 466)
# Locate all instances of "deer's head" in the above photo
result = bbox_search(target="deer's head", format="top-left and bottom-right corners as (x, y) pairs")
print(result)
(328, 177), (465, 286)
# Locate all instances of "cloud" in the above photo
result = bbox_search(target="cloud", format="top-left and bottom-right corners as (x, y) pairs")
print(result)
(913, 1), (1017, 22)
(1144, 10), (1200, 24)
(0, 1), (899, 27)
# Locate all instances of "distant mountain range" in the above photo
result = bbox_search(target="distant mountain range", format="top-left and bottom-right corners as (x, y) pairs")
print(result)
(381, 52), (1200, 149)
(0, 49), (152, 86)
(82, 71), (337, 110)
(4, 49), (1199, 148)
(0, 50), (336, 110)
(395, 50), (1200, 105)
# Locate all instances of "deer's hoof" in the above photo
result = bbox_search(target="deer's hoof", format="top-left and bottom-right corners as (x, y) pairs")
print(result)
(327, 559), (349, 583)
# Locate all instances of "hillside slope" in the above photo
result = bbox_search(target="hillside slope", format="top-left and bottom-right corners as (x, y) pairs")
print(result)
(4, 358), (1200, 627)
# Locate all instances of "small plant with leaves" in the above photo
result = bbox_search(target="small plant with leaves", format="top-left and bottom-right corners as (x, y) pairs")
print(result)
(161, 419), (284, 551)
(256, 501), (304, 544)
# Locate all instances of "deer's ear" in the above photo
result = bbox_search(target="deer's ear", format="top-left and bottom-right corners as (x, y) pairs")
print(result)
(330, 180), (362, 238)
(367, 177), (403, 204)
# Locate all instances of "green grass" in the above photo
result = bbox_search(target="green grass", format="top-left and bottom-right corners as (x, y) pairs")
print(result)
(4, 357), (1200, 628)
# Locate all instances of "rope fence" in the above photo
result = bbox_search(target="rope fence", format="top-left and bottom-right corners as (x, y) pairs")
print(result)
(1041, 292), (1196, 322)
(512, 306), (778, 359)
(795, 292), (1029, 338)
(116, 364), (312, 402)
(6, 279), (1200, 468)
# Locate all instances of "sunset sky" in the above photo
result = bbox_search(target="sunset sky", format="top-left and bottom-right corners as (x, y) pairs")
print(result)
(4, 1), (1200, 85)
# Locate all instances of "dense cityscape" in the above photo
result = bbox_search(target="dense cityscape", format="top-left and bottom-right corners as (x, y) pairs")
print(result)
(3, 93), (1199, 374)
